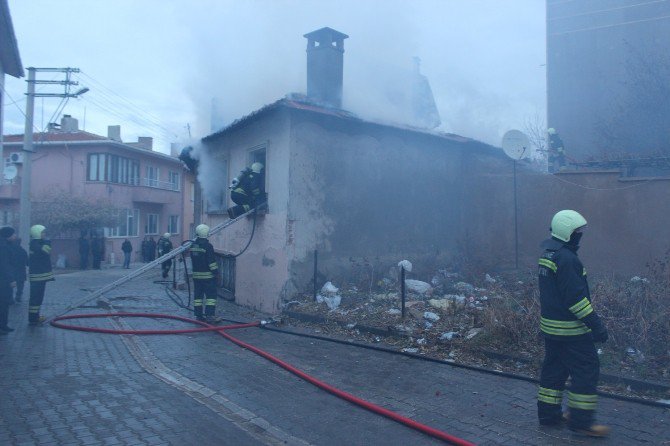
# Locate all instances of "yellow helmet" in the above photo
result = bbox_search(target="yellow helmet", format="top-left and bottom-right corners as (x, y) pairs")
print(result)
(251, 162), (264, 174)
(551, 210), (587, 242)
(547, 128), (557, 135)
(163, 232), (171, 238)
(30, 224), (46, 239)
(195, 224), (210, 238)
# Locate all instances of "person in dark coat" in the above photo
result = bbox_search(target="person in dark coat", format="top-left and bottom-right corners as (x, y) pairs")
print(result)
(28, 225), (54, 326)
(0, 226), (17, 334)
(537, 210), (609, 437)
(157, 233), (173, 278)
(121, 239), (133, 269)
(8, 236), (28, 303)
(91, 233), (104, 270)
(78, 233), (89, 269)
(141, 236), (150, 262)
(148, 237), (157, 262)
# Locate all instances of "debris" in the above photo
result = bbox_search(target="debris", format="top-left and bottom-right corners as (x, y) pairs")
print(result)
(417, 338), (427, 345)
(485, 274), (496, 283)
(345, 323), (356, 330)
(284, 300), (301, 308)
(424, 321), (433, 329)
(321, 281), (339, 294)
(626, 347), (646, 363)
(454, 282), (475, 294)
(444, 294), (466, 305)
(423, 311), (440, 322)
(317, 281), (342, 310)
(465, 328), (483, 340)
(402, 348), (419, 353)
(440, 332), (458, 341)
(387, 308), (401, 315)
(428, 298), (451, 310)
(398, 260), (413, 272)
(630, 276), (649, 284)
(405, 279), (432, 295)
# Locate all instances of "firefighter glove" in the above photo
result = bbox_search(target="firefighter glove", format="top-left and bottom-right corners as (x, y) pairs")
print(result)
(592, 325), (609, 343)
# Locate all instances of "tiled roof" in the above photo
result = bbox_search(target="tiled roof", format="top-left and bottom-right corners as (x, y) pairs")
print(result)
(3, 131), (108, 143)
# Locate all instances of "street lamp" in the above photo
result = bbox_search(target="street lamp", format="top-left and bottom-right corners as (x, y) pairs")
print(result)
(19, 67), (88, 250)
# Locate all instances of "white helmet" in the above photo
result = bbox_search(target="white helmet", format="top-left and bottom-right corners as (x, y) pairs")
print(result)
(251, 162), (264, 174)
(163, 232), (171, 239)
(30, 224), (46, 239)
(195, 224), (210, 238)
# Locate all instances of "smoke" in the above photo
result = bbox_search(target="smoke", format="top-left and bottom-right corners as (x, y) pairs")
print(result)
(186, 141), (228, 210)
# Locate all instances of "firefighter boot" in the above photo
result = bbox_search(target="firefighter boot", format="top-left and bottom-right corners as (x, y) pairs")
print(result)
(570, 424), (610, 437)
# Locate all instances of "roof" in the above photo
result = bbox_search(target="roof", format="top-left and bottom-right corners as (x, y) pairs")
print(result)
(202, 94), (492, 151)
(303, 27), (349, 41)
(2, 130), (180, 163)
(0, 0), (24, 78)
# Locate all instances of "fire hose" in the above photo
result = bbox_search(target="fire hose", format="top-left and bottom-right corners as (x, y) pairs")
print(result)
(51, 313), (475, 446)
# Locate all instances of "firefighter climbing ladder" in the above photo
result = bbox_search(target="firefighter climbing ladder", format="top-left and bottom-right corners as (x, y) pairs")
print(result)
(46, 207), (259, 323)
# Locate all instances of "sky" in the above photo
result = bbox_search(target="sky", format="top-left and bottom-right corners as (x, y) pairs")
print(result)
(3, 0), (546, 155)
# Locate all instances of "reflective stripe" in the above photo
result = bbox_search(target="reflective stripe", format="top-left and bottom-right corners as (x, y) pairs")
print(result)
(538, 258), (557, 273)
(583, 267), (587, 276)
(538, 387), (563, 405)
(569, 297), (594, 319)
(540, 317), (591, 336)
(29, 272), (54, 281)
(568, 391), (597, 410)
(190, 247), (205, 253)
(205, 299), (217, 306)
(193, 299), (203, 307)
(42, 245), (52, 254)
(29, 306), (40, 313)
(209, 262), (218, 270)
(192, 272), (214, 280)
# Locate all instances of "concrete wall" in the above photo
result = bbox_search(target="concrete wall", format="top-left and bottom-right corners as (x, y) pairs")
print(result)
(204, 108), (292, 313)
(286, 110), (478, 294)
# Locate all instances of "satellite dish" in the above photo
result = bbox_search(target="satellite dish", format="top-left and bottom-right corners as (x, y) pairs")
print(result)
(3, 165), (18, 181)
(501, 130), (530, 160)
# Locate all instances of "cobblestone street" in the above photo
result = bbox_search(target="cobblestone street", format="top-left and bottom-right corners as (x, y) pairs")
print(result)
(1, 264), (668, 445)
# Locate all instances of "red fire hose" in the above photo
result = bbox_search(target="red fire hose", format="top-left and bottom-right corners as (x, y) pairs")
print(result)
(51, 313), (475, 446)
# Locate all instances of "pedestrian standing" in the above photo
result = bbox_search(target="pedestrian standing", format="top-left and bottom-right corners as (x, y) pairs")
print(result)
(121, 239), (133, 269)
(28, 225), (54, 326)
(9, 236), (28, 303)
(537, 210), (609, 437)
(141, 236), (150, 262)
(157, 233), (173, 278)
(148, 236), (157, 262)
(189, 224), (220, 323)
(0, 226), (17, 334)
(78, 232), (89, 269)
(91, 233), (103, 270)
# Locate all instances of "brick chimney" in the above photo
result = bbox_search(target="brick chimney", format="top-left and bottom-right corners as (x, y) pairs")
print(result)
(304, 27), (348, 108)
(138, 137), (153, 150)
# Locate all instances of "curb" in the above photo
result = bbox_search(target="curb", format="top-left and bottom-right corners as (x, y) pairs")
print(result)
(283, 310), (670, 395)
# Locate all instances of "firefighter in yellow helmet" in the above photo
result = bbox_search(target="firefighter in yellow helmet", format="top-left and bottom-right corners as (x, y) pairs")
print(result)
(157, 233), (173, 278)
(190, 224), (220, 323)
(537, 210), (609, 437)
(227, 162), (266, 219)
(28, 225), (54, 326)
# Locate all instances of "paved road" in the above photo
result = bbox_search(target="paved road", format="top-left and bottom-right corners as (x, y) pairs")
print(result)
(1, 264), (668, 445)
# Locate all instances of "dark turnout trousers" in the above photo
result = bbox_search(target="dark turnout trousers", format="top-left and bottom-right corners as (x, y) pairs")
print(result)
(538, 337), (600, 429)
(193, 279), (217, 320)
(28, 281), (48, 323)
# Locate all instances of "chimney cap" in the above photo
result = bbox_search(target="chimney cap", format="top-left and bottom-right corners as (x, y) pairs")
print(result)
(303, 27), (349, 41)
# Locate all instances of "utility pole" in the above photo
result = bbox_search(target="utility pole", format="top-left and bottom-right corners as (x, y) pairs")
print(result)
(19, 67), (89, 250)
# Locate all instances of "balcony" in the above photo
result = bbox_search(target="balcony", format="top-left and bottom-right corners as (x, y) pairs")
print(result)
(132, 178), (180, 204)
(141, 178), (180, 191)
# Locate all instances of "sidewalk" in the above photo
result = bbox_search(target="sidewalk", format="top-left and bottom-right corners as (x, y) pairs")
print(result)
(1, 263), (668, 445)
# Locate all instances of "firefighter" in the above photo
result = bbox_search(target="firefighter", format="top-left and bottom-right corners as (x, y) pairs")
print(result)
(547, 128), (566, 173)
(28, 225), (54, 326)
(157, 233), (173, 278)
(190, 224), (220, 323)
(537, 210), (609, 437)
(227, 162), (266, 219)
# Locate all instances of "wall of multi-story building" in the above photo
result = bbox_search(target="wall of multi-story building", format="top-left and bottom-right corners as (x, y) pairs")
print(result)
(547, 0), (670, 160)
(2, 133), (192, 268)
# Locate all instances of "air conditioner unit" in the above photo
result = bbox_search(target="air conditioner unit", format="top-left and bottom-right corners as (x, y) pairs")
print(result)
(9, 152), (24, 163)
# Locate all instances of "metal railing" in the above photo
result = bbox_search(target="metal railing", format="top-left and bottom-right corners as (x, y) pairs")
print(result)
(141, 177), (180, 191)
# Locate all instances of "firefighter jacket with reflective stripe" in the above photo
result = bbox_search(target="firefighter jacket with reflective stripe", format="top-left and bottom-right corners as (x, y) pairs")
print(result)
(538, 238), (603, 341)
(157, 238), (173, 256)
(29, 239), (54, 282)
(232, 169), (265, 203)
(190, 237), (218, 280)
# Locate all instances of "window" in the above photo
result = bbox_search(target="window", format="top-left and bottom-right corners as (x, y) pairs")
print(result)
(167, 215), (179, 234)
(190, 182), (195, 202)
(168, 171), (180, 191)
(87, 153), (139, 185)
(145, 166), (159, 188)
(145, 213), (159, 234)
(206, 159), (228, 213)
(105, 209), (139, 237)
